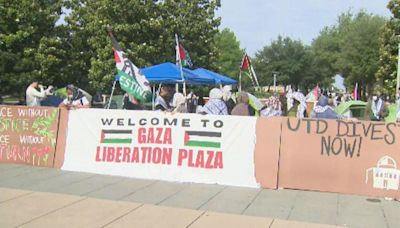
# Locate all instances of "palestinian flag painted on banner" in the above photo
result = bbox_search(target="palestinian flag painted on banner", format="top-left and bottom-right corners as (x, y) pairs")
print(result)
(109, 32), (151, 102)
(184, 131), (221, 148)
(175, 34), (193, 68)
(240, 53), (259, 87)
(100, 129), (132, 144)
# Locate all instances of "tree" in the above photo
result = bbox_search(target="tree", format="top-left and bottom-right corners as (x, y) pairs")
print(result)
(0, 0), (63, 96)
(214, 28), (242, 79)
(376, 0), (400, 96)
(335, 12), (385, 97)
(311, 11), (386, 97)
(64, 0), (221, 93)
(254, 36), (316, 91)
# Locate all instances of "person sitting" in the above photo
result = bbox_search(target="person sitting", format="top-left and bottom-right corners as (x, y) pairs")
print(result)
(172, 93), (187, 113)
(231, 92), (251, 116)
(312, 95), (339, 119)
(200, 88), (228, 115)
(26, 81), (53, 107)
(59, 84), (90, 109)
(155, 84), (175, 112)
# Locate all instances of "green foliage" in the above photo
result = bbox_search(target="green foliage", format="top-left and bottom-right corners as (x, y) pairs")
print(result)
(312, 11), (386, 96)
(0, 0), (63, 95)
(65, 0), (221, 94)
(335, 12), (385, 93)
(214, 28), (242, 78)
(254, 36), (321, 91)
(31, 109), (59, 146)
(376, 0), (400, 96)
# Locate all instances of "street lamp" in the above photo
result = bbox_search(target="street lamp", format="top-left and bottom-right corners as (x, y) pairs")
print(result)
(272, 71), (279, 95)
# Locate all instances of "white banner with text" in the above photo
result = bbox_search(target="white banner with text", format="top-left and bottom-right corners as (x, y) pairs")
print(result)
(62, 109), (259, 187)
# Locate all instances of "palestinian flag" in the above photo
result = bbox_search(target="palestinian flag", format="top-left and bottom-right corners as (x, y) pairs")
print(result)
(108, 31), (151, 102)
(175, 34), (193, 68)
(100, 130), (132, 144)
(184, 131), (221, 148)
(240, 53), (259, 87)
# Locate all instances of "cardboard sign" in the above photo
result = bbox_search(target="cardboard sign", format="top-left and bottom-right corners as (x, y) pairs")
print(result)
(279, 117), (400, 199)
(0, 106), (59, 167)
(62, 109), (259, 188)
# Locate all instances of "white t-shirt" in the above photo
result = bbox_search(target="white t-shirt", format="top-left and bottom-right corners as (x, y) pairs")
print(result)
(26, 86), (46, 106)
(63, 96), (89, 108)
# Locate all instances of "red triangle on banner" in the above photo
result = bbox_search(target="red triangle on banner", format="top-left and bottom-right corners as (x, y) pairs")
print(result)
(113, 48), (121, 63)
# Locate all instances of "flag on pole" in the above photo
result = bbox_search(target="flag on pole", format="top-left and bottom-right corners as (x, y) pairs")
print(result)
(175, 34), (193, 68)
(240, 53), (259, 87)
(352, 83), (358, 100)
(109, 32), (151, 102)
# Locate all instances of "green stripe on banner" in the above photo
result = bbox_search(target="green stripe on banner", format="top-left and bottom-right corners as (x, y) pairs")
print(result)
(102, 138), (132, 144)
(185, 141), (221, 148)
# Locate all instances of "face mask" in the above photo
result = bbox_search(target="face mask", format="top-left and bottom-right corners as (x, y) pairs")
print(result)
(372, 96), (377, 101)
(68, 94), (73, 99)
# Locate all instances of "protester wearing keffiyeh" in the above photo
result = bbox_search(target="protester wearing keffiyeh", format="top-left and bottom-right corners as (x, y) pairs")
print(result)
(261, 96), (282, 117)
(312, 95), (338, 119)
(200, 88), (228, 115)
(287, 91), (307, 118)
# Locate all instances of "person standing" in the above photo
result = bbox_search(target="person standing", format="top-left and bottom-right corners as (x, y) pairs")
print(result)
(365, 92), (388, 121)
(26, 81), (53, 107)
(155, 84), (175, 111)
(231, 92), (251, 116)
(200, 88), (228, 115)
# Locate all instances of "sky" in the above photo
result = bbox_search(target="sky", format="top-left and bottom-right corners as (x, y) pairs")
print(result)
(217, 0), (391, 56)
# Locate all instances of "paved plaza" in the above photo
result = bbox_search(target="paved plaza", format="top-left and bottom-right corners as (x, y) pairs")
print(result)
(0, 164), (399, 228)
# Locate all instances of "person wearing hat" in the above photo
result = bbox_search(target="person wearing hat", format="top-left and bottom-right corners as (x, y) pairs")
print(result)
(59, 84), (90, 109)
(200, 88), (228, 115)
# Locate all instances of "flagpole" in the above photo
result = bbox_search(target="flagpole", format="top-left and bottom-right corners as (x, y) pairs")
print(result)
(152, 84), (155, 110)
(175, 34), (187, 96)
(107, 80), (117, 109)
(239, 71), (242, 92)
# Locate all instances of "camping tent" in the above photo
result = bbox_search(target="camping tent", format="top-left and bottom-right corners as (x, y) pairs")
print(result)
(335, 100), (367, 120)
(141, 62), (215, 85)
(384, 104), (397, 123)
(192, 68), (237, 85)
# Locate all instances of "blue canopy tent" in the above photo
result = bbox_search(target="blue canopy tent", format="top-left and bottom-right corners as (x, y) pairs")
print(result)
(141, 62), (215, 85)
(192, 68), (237, 85)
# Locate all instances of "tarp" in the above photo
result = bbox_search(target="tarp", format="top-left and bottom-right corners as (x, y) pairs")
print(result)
(141, 62), (215, 85)
(192, 68), (237, 85)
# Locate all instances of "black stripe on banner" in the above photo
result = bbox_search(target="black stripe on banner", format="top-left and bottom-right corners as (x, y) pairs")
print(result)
(102, 130), (132, 134)
(186, 131), (221, 137)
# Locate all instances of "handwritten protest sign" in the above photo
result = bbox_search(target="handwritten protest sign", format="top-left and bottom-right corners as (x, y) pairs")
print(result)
(0, 106), (59, 167)
(279, 117), (400, 199)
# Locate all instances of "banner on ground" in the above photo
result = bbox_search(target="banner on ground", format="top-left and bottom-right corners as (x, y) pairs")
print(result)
(278, 117), (400, 199)
(62, 109), (259, 187)
(0, 106), (59, 167)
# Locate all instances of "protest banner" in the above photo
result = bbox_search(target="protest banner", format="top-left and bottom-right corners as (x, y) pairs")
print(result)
(62, 109), (260, 187)
(278, 117), (400, 199)
(254, 117), (281, 189)
(0, 105), (59, 167)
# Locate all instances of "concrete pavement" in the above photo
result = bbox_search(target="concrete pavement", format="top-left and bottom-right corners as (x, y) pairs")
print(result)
(0, 163), (399, 227)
